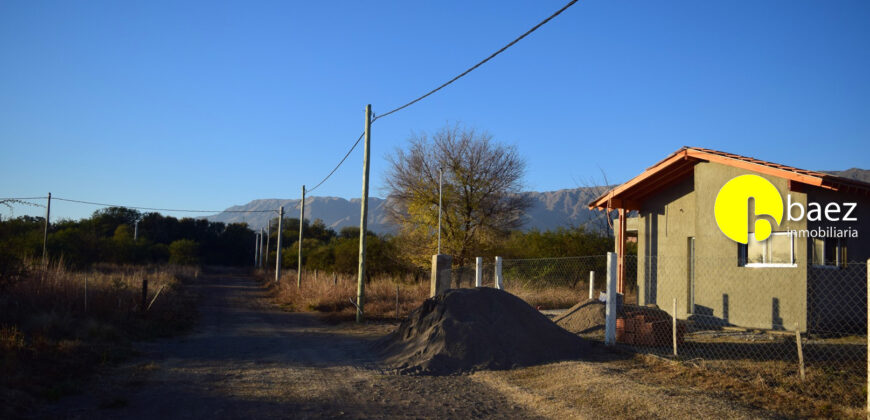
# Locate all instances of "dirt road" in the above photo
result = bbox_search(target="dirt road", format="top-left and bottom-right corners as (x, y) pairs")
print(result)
(45, 273), (770, 419)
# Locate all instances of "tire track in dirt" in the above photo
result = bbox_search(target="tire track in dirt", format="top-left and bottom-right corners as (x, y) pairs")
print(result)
(43, 273), (539, 419)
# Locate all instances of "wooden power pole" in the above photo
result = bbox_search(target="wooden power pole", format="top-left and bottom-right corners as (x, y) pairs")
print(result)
(265, 220), (271, 268)
(356, 104), (372, 323)
(298, 185), (305, 288)
(254, 231), (260, 267)
(275, 206), (284, 282)
(42, 192), (51, 265)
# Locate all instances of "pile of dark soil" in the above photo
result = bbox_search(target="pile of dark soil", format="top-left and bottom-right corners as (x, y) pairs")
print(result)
(553, 299), (606, 334)
(377, 288), (592, 374)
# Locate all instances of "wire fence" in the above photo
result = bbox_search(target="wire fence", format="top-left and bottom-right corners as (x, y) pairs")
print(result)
(463, 253), (867, 410)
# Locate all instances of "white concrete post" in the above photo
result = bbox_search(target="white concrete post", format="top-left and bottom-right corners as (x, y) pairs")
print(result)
(605, 252), (617, 346)
(475, 257), (483, 287)
(589, 271), (595, 300)
(495, 256), (504, 290)
(796, 322), (805, 381)
(430, 254), (452, 297)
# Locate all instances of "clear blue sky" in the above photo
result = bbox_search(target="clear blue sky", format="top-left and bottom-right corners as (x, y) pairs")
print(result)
(2, 0), (868, 222)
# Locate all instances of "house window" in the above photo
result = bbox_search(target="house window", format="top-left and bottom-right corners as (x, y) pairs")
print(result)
(738, 232), (795, 267)
(811, 238), (847, 267)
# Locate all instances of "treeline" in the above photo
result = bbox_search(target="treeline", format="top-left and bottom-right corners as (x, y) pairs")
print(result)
(266, 218), (407, 277)
(267, 219), (618, 273)
(0, 206), (619, 275)
(0, 207), (254, 269)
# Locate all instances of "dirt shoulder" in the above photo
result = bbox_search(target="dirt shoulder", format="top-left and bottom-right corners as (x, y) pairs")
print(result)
(42, 273), (778, 419)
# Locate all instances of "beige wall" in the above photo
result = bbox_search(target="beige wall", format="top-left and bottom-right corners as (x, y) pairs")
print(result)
(636, 161), (810, 330)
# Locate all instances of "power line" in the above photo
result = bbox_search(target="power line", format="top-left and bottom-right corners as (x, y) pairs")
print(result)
(303, 0), (578, 194)
(0, 197), (48, 201)
(51, 197), (277, 214)
(306, 131), (365, 194)
(372, 0), (579, 121)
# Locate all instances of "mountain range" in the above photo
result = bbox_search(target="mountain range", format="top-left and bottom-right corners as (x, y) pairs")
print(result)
(206, 168), (869, 233)
(205, 186), (610, 234)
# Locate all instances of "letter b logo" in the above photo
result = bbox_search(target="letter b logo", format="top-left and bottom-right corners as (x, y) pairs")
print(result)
(714, 175), (783, 244)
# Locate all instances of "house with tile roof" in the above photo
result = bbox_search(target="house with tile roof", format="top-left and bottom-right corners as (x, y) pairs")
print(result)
(589, 147), (870, 332)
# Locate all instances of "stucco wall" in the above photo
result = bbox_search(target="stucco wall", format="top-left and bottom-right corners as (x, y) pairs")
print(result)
(636, 161), (810, 330)
(636, 174), (695, 318)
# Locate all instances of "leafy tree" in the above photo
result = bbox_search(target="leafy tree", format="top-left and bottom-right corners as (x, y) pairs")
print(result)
(498, 227), (614, 259)
(384, 124), (531, 267)
(169, 239), (199, 265)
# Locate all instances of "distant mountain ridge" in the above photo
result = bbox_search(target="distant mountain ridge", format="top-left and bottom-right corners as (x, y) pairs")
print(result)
(207, 168), (869, 233)
(206, 186), (610, 234)
(825, 168), (870, 184)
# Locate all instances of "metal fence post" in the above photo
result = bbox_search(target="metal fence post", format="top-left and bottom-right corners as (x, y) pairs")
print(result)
(141, 278), (148, 314)
(589, 271), (595, 300)
(495, 256), (504, 290)
(605, 252), (617, 346)
(475, 257), (483, 287)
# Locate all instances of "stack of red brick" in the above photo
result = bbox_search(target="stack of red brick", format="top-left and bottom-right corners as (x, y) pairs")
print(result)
(616, 307), (686, 347)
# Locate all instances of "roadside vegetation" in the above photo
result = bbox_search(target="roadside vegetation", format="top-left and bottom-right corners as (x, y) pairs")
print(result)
(0, 262), (198, 417)
(0, 206), (256, 270)
(266, 268), (592, 322)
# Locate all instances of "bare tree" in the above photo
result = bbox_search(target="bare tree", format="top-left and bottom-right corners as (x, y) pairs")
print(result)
(384, 124), (531, 269)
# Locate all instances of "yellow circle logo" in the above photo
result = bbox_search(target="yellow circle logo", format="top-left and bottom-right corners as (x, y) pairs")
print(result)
(714, 175), (783, 244)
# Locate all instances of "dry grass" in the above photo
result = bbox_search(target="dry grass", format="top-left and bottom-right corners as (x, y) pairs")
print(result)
(267, 270), (430, 321)
(587, 330), (867, 416)
(264, 269), (590, 321)
(505, 283), (591, 310)
(0, 262), (198, 416)
(620, 354), (865, 418)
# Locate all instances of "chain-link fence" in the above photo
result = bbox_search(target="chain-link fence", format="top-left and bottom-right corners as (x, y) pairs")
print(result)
(535, 254), (867, 410)
(450, 253), (868, 409)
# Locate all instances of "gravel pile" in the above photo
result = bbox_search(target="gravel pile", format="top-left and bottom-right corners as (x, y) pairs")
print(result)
(553, 299), (607, 334)
(377, 288), (592, 374)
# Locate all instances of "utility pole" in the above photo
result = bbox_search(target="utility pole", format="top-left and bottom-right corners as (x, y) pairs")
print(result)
(438, 167), (443, 254)
(356, 104), (372, 323)
(254, 231), (260, 267)
(42, 192), (51, 265)
(260, 228), (266, 269)
(275, 206), (284, 282)
(265, 219), (272, 269)
(298, 185), (305, 288)
(134, 220), (139, 241)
